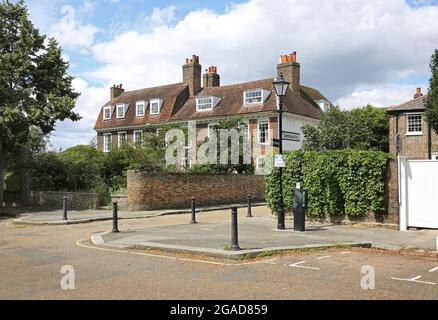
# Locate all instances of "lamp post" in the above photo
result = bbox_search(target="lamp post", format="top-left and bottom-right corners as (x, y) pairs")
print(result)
(273, 73), (290, 230)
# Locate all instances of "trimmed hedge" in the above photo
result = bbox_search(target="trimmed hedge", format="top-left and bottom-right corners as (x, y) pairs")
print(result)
(265, 150), (390, 216)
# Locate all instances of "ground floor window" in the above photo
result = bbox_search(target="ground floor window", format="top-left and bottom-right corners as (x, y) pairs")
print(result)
(406, 113), (423, 135)
(103, 133), (112, 153)
(258, 119), (269, 144)
(256, 156), (265, 172)
(118, 132), (127, 148)
(134, 130), (143, 145)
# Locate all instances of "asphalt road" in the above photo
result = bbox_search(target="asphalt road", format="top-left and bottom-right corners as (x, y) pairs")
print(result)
(0, 209), (437, 300)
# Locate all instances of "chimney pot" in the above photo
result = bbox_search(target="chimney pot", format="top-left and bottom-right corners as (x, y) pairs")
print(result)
(183, 54), (202, 96)
(414, 87), (423, 99)
(277, 51), (300, 92)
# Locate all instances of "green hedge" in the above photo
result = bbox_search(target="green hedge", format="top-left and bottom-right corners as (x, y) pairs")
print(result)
(265, 150), (390, 216)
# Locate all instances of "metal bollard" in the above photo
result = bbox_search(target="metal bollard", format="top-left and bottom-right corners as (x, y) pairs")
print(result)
(230, 207), (240, 250)
(112, 202), (119, 233)
(190, 197), (197, 224)
(62, 196), (68, 221)
(246, 194), (253, 218)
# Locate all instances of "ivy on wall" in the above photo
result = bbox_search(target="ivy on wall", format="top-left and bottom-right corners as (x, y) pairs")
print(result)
(265, 150), (390, 216)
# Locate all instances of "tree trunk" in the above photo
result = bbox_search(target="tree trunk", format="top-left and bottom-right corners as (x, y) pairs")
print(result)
(20, 168), (30, 206)
(0, 154), (5, 205)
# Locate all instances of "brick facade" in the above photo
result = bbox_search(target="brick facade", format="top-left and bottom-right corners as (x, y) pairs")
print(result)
(127, 171), (265, 210)
(389, 113), (438, 160)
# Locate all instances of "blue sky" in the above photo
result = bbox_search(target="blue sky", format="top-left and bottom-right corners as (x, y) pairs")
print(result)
(21, 0), (438, 150)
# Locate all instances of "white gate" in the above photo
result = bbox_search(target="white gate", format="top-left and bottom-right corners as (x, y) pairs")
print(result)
(399, 157), (438, 230)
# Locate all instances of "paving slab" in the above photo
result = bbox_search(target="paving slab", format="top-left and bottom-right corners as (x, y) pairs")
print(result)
(13, 203), (265, 226)
(91, 216), (438, 259)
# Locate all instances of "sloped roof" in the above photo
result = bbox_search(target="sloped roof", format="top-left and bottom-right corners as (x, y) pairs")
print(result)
(387, 95), (427, 113)
(94, 79), (323, 131)
(94, 83), (187, 130)
(301, 85), (328, 101)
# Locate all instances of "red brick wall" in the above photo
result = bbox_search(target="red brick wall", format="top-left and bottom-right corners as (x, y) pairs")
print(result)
(127, 171), (265, 210)
(389, 113), (438, 160)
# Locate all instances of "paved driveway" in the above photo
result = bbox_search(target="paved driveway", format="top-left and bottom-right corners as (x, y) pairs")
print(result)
(0, 208), (437, 299)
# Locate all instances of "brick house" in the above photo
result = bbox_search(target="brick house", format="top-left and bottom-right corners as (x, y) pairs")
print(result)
(388, 88), (438, 160)
(94, 52), (329, 169)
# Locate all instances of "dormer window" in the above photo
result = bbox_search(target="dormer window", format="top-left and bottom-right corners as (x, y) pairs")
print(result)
(244, 89), (271, 105)
(136, 101), (146, 117)
(103, 106), (112, 120)
(116, 104), (127, 119)
(197, 97), (213, 111)
(196, 96), (222, 112)
(150, 99), (162, 115)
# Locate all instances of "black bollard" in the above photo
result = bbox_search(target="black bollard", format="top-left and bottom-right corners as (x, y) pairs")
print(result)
(230, 207), (240, 250)
(62, 196), (68, 221)
(112, 202), (119, 233)
(190, 197), (197, 224)
(246, 194), (253, 218)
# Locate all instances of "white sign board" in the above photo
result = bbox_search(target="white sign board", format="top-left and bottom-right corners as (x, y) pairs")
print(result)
(274, 154), (286, 168)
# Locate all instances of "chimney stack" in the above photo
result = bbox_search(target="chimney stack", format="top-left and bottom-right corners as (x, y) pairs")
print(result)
(110, 84), (124, 100)
(203, 66), (220, 88)
(414, 87), (423, 99)
(277, 51), (300, 92)
(183, 55), (202, 96)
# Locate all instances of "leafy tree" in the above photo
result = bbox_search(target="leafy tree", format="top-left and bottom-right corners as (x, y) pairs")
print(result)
(0, 0), (80, 203)
(425, 49), (438, 134)
(195, 118), (254, 174)
(302, 105), (389, 152)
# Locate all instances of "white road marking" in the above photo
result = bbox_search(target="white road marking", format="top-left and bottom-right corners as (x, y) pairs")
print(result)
(317, 255), (331, 260)
(289, 261), (320, 270)
(340, 251), (351, 255)
(428, 267), (438, 273)
(391, 275), (436, 286)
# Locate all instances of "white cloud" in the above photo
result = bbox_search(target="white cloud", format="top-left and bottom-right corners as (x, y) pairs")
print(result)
(51, 0), (438, 149)
(88, 0), (438, 98)
(146, 5), (177, 25)
(51, 77), (107, 148)
(335, 84), (428, 109)
(50, 5), (99, 50)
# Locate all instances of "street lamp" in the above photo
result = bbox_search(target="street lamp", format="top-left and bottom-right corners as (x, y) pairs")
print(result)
(273, 73), (290, 230)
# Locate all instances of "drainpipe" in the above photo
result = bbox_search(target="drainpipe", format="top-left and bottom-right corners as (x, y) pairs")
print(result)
(428, 125), (432, 160)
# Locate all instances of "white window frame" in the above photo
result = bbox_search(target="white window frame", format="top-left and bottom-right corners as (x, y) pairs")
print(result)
(256, 156), (265, 172)
(136, 101), (146, 117)
(117, 131), (127, 148)
(406, 113), (423, 136)
(196, 97), (213, 111)
(150, 99), (161, 115)
(103, 106), (112, 120)
(103, 133), (112, 153)
(133, 130), (143, 145)
(244, 89), (263, 105)
(257, 119), (270, 145)
(116, 104), (126, 119)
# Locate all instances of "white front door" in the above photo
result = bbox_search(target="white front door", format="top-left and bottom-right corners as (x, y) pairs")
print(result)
(401, 160), (438, 229)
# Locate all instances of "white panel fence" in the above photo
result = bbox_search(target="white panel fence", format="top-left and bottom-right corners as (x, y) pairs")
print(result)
(399, 157), (438, 230)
